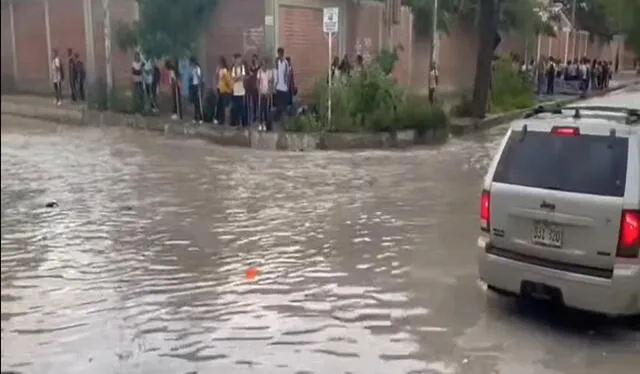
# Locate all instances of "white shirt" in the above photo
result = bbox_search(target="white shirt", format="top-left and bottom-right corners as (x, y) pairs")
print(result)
(579, 64), (588, 78)
(51, 57), (61, 83)
(231, 65), (245, 96)
(275, 59), (289, 92)
(191, 65), (201, 86)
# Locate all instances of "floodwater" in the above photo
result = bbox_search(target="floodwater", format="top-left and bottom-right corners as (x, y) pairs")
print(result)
(1, 114), (638, 374)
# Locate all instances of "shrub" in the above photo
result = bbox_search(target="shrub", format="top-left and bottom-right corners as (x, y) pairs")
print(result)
(286, 58), (448, 135)
(311, 64), (405, 132)
(490, 57), (535, 113)
(281, 114), (324, 132)
(396, 95), (448, 134)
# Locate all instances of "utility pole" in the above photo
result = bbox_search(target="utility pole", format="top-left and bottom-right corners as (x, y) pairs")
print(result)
(102, 0), (113, 93)
(570, 0), (577, 61)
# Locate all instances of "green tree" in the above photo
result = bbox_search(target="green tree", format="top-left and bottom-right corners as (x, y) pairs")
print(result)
(597, 0), (640, 56)
(115, 0), (219, 59)
(397, 0), (553, 117)
(558, 0), (614, 41)
(468, 0), (556, 117)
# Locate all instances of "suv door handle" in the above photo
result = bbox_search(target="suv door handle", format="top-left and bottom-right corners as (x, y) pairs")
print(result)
(540, 200), (556, 210)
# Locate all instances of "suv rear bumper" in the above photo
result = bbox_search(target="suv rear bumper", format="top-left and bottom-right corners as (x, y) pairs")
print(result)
(478, 238), (640, 316)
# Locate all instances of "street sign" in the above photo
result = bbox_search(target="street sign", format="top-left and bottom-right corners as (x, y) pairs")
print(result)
(323, 7), (339, 34)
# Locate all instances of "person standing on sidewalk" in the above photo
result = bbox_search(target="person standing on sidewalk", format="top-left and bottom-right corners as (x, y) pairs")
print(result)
(165, 59), (183, 120)
(274, 47), (290, 122)
(189, 56), (204, 124)
(143, 56), (158, 111)
(51, 49), (63, 106)
(67, 48), (77, 102)
(131, 52), (144, 112)
(428, 64), (438, 104)
(257, 59), (273, 131)
(545, 58), (556, 95)
(216, 56), (232, 125)
(246, 54), (260, 125)
(231, 53), (247, 127)
(74, 53), (86, 101)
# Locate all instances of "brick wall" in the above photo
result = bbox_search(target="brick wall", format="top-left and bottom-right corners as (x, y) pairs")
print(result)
(203, 0), (265, 87)
(13, 0), (49, 91)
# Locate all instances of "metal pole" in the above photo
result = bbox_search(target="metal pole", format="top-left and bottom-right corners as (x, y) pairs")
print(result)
(328, 33), (332, 127)
(102, 0), (113, 93)
(570, 0), (577, 61)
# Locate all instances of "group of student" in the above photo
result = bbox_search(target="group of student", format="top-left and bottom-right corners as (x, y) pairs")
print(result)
(527, 56), (614, 96)
(50, 48), (87, 106)
(157, 47), (297, 131)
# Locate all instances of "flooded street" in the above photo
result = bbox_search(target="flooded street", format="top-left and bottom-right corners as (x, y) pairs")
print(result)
(1, 114), (638, 374)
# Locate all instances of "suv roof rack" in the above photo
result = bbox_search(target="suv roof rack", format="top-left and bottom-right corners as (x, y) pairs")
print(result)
(524, 104), (639, 125)
(523, 105), (562, 119)
(564, 105), (640, 125)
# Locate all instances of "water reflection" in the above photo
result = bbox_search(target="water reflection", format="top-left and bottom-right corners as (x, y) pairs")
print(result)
(1, 116), (638, 374)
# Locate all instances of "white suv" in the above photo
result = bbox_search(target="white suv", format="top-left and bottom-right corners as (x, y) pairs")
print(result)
(478, 87), (640, 316)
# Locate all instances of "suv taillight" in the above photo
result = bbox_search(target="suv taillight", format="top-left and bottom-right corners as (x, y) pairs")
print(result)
(617, 210), (639, 258)
(480, 190), (490, 232)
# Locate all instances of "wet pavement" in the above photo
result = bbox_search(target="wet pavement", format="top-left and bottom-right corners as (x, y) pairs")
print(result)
(1, 90), (639, 373)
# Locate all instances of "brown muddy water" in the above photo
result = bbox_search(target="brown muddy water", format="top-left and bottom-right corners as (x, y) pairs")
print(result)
(1, 114), (638, 374)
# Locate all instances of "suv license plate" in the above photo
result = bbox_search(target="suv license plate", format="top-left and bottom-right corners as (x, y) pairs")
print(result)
(532, 221), (563, 248)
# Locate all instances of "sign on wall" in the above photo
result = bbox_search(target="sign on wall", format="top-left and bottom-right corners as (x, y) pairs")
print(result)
(323, 7), (339, 34)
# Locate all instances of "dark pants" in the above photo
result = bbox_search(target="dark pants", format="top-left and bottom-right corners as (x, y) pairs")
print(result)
(145, 82), (157, 109)
(546, 77), (554, 95)
(190, 84), (203, 121)
(77, 77), (85, 101)
(246, 91), (259, 124)
(428, 88), (435, 104)
(133, 82), (144, 112)
(216, 92), (230, 124)
(275, 90), (289, 122)
(171, 83), (183, 118)
(53, 82), (62, 102)
(69, 79), (77, 101)
(259, 94), (271, 124)
(231, 95), (246, 127)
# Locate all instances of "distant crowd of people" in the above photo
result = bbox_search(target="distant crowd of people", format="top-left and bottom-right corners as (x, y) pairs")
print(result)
(50, 48), (86, 106)
(518, 56), (615, 96)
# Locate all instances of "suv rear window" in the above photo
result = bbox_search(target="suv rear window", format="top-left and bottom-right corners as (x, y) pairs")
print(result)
(493, 130), (628, 197)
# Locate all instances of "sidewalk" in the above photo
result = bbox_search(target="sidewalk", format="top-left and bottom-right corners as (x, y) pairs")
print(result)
(450, 73), (640, 136)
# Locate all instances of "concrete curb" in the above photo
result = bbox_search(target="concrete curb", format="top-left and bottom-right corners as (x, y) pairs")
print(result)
(449, 79), (640, 137)
(0, 98), (449, 152)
